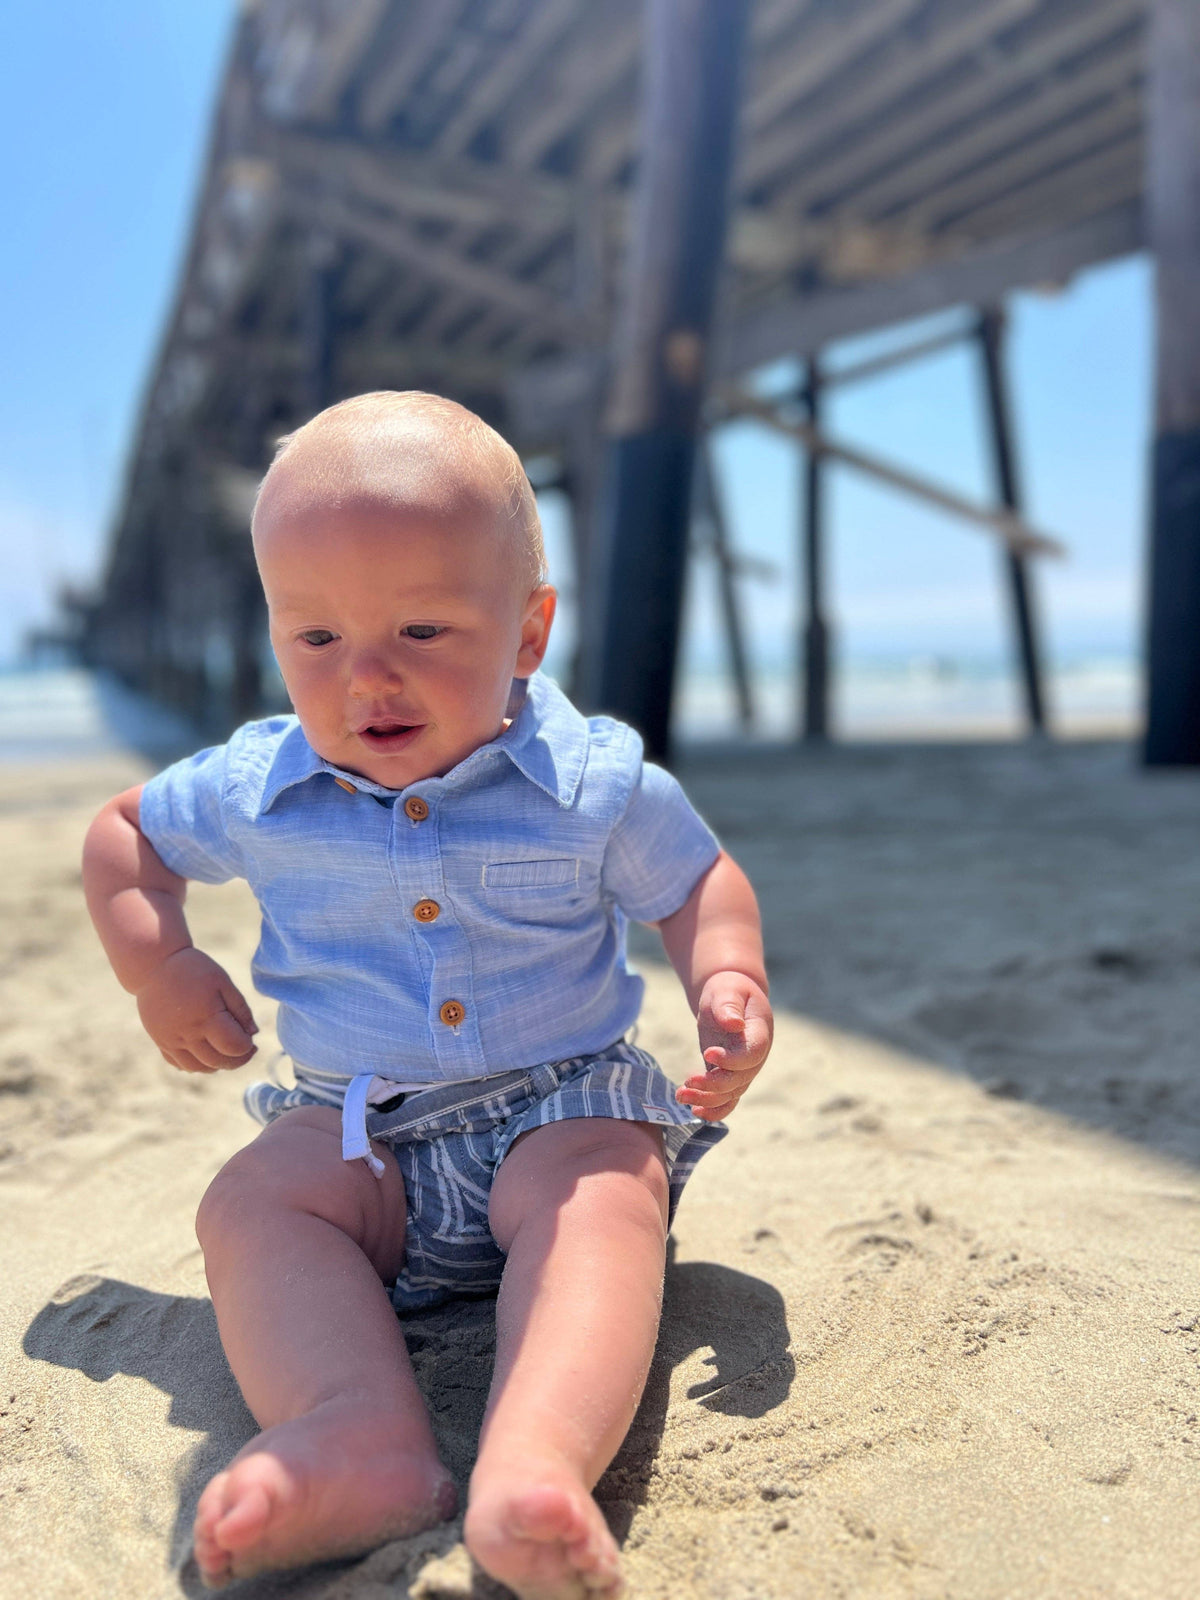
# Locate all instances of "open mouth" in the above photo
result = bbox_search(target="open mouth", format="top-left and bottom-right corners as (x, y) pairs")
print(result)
(357, 721), (423, 751)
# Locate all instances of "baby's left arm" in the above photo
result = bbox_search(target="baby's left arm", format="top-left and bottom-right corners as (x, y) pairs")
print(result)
(655, 851), (773, 1121)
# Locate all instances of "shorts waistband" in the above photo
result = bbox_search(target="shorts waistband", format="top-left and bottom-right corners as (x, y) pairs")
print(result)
(292, 1062), (568, 1180)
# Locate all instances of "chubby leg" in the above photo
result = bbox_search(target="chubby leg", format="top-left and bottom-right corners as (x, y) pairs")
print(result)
(191, 1108), (455, 1587)
(465, 1119), (669, 1600)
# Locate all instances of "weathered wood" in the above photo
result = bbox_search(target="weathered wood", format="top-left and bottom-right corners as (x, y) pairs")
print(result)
(508, 206), (1143, 445)
(726, 204), (1142, 379)
(434, 0), (580, 159)
(295, 189), (577, 332)
(257, 0), (390, 121)
(358, 1), (469, 132)
(798, 358), (829, 742)
(743, 0), (1045, 192)
(824, 324), (972, 389)
(772, 0), (1141, 216)
(579, 0), (750, 760)
(1145, 0), (1200, 764)
(830, 23), (1143, 226)
(727, 391), (1066, 560)
(977, 307), (1048, 735)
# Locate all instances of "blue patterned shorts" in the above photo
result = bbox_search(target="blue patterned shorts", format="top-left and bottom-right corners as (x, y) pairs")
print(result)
(245, 1041), (726, 1312)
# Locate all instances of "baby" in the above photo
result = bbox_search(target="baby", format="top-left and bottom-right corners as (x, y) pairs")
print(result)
(82, 392), (772, 1599)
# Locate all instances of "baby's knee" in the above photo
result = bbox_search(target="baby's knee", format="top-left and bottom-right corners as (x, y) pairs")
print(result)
(195, 1108), (381, 1253)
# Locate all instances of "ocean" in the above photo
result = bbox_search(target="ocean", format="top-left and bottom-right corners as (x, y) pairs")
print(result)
(0, 655), (1140, 766)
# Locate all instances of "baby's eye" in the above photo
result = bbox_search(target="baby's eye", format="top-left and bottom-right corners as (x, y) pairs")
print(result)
(403, 625), (443, 641)
(299, 629), (336, 647)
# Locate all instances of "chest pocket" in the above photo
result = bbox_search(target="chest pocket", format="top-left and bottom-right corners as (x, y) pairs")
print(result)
(482, 857), (580, 891)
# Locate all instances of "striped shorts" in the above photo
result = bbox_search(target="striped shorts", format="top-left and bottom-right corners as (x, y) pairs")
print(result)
(244, 1041), (727, 1312)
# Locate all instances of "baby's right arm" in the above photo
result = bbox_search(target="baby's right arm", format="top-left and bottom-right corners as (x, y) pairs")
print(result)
(82, 786), (259, 1074)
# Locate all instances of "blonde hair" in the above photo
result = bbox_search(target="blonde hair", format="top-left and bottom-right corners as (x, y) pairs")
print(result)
(253, 391), (545, 589)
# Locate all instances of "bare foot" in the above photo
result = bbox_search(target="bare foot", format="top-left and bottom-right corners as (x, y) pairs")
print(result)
(464, 1462), (623, 1600)
(192, 1397), (457, 1587)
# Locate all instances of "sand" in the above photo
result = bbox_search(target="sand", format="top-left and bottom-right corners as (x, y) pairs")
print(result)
(2, 739), (1199, 1599)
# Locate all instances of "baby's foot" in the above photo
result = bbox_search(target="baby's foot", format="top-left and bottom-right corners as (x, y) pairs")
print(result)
(192, 1396), (456, 1588)
(464, 1460), (623, 1600)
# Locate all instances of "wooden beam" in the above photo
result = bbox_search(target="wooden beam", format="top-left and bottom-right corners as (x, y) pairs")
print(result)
(256, 0), (391, 122)
(357, 0), (470, 132)
(1144, 0), (1200, 764)
(434, 0), (581, 160)
(821, 26), (1144, 229)
(506, 206), (1143, 445)
(725, 391), (1066, 560)
(261, 123), (572, 232)
(725, 203), (1142, 376)
(905, 91), (1143, 237)
(292, 188), (578, 332)
(742, 0), (1045, 194)
(823, 324), (975, 388)
(770, 0), (1141, 217)
(580, 0), (751, 760)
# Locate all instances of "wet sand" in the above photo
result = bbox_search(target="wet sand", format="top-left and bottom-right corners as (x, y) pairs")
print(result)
(2, 740), (1199, 1598)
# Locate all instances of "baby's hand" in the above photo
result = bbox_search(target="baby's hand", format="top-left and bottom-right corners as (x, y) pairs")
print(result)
(135, 947), (259, 1073)
(675, 971), (773, 1122)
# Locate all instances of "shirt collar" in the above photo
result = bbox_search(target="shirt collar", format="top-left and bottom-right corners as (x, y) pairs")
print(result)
(256, 672), (587, 815)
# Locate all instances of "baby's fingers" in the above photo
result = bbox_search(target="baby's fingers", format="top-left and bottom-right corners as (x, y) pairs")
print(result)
(219, 981), (259, 1038)
(204, 1008), (258, 1063)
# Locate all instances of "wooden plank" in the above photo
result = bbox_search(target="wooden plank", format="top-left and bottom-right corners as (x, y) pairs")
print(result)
(774, 0), (1139, 219)
(434, 0), (582, 159)
(357, 0), (471, 132)
(725, 202), (1142, 372)
(742, 0), (1045, 193)
(824, 29), (1143, 227)
(726, 391), (1066, 559)
(503, 12), (640, 170)
(948, 137), (1142, 243)
(773, 0), (1142, 217)
(262, 124), (572, 231)
(903, 90), (1143, 236)
(824, 324), (974, 388)
(256, 0), (390, 122)
(293, 188), (578, 331)
(746, 0), (930, 136)
(507, 202), (1143, 445)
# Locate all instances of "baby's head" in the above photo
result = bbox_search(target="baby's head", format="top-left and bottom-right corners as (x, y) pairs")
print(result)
(252, 391), (555, 788)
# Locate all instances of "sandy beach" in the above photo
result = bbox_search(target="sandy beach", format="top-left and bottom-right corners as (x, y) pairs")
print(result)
(3, 737), (1199, 1598)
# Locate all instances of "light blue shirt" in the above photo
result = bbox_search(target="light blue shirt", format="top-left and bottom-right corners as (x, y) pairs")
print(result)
(139, 673), (720, 1088)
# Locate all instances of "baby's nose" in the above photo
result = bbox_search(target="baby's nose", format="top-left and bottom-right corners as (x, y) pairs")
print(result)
(347, 647), (402, 689)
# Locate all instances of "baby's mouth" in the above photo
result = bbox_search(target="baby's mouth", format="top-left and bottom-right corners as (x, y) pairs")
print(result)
(357, 720), (423, 750)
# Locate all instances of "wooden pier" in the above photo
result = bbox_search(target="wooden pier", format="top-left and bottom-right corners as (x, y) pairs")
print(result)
(81, 0), (1184, 761)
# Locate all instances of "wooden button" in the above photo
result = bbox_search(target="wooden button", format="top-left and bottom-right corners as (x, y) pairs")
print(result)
(438, 999), (465, 1027)
(333, 777), (357, 794)
(404, 796), (430, 822)
(413, 898), (440, 923)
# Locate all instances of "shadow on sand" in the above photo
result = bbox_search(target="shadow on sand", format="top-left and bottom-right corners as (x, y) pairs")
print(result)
(23, 1244), (792, 1596)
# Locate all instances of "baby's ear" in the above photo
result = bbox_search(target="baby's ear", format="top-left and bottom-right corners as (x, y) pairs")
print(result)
(516, 584), (556, 673)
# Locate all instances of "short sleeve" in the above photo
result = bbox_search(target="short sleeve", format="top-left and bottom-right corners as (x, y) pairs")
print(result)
(601, 762), (720, 922)
(139, 743), (244, 884)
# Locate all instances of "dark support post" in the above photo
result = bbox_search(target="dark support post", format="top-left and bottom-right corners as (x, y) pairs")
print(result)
(1145, 0), (1200, 763)
(302, 233), (338, 419)
(799, 356), (830, 741)
(977, 306), (1047, 735)
(578, 0), (750, 760)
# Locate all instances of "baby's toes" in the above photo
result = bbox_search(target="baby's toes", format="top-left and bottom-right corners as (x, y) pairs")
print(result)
(193, 1472), (237, 1587)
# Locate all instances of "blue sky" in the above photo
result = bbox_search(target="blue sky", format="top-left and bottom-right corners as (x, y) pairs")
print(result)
(0, 2), (1153, 678)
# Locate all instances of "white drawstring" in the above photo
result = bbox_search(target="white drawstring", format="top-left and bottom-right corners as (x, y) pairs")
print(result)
(341, 1073), (387, 1179)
